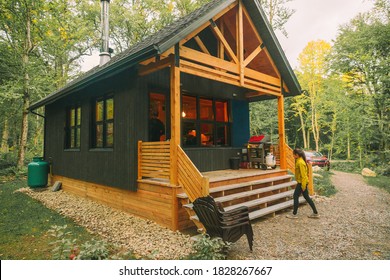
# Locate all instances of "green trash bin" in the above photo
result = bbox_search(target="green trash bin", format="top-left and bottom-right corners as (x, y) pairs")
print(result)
(27, 157), (49, 188)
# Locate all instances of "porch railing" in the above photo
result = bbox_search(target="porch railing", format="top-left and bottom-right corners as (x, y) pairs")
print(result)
(177, 145), (209, 202)
(138, 141), (171, 180)
(138, 141), (209, 201)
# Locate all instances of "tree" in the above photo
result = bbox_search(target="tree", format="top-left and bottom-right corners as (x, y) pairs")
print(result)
(0, 0), (48, 167)
(330, 4), (390, 158)
(259, 0), (295, 37)
(295, 40), (332, 152)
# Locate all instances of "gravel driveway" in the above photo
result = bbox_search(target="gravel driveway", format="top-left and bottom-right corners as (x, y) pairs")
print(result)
(230, 170), (390, 259)
(21, 171), (390, 260)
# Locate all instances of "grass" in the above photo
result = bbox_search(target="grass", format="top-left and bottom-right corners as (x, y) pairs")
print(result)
(312, 170), (337, 197)
(364, 175), (390, 194)
(0, 175), (133, 260)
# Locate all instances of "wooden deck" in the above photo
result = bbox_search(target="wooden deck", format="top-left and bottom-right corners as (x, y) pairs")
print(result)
(177, 167), (302, 231)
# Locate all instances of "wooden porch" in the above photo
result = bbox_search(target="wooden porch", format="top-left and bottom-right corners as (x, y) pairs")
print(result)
(137, 141), (314, 231)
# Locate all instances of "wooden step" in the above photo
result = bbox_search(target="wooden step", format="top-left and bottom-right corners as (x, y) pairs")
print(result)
(177, 174), (293, 199)
(223, 189), (294, 211)
(249, 197), (306, 220)
(190, 197), (306, 222)
(183, 181), (296, 209)
(214, 181), (296, 203)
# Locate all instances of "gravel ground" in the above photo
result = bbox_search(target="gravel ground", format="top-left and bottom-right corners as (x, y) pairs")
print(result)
(20, 171), (390, 260)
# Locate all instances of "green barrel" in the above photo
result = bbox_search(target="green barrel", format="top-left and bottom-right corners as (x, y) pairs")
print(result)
(27, 157), (49, 188)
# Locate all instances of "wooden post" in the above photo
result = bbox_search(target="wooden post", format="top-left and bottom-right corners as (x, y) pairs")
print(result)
(278, 93), (287, 169)
(170, 46), (180, 186)
(238, 0), (244, 86)
(137, 140), (142, 180)
(308, 163), (314, 195)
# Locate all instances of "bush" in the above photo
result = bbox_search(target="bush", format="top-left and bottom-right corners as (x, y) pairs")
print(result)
(313, 171), (337, 197)
(49, 225), (109, 260)
(331, 161), (361, 174)
(187, 234), (231, 260)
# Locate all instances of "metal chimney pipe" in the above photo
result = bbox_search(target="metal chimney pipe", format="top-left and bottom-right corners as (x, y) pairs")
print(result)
(99, 0), (111, 66)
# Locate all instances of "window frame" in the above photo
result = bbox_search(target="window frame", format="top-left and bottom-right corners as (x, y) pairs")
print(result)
(91, 95), (114, 149)
(182, 95), (230, 148)
(65, 105), (81, 150)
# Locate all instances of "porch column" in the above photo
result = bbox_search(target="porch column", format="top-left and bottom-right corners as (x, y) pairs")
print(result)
(278, 94), (287, 169)
(170, 47), (180, 185)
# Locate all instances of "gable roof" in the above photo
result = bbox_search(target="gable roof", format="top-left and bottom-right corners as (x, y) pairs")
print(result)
(29, 0), (301, 111)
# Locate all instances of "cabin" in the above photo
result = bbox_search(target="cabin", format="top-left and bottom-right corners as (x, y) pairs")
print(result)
(29, 0), (308, 231)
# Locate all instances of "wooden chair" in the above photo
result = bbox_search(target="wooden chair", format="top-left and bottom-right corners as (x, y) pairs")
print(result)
(192, 196), (254, 251)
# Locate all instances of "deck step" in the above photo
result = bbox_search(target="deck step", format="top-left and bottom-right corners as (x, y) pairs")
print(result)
(223, 189), (294, 211)
(184, 181), (296, 209)
(215, 181), (295, 203)
(190, 197), (306, 222)
(249, 197), (306, 220)
(177, 174), (293, 199)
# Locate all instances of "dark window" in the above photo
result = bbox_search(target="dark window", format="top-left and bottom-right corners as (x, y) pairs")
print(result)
(92, 96), (114, 148)
(65, 106), (81, 149)
(182, 95), (230, 147)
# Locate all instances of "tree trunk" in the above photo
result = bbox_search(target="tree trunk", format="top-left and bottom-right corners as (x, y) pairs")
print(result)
(17, 14), (32, 168)
(17, 64), (30, 168)
(1, 118), (9, 153)
(298, 110), (307, 149)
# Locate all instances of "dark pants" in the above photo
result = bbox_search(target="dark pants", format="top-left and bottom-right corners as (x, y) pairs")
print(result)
(293, 183), (318, 215)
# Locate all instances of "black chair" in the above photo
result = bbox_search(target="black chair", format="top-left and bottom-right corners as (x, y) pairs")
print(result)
(192, 196), (254, 251)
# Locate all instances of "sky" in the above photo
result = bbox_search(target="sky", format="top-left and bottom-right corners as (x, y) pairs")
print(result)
(81, 0), (375, 71)
(275, 0), (374, 69)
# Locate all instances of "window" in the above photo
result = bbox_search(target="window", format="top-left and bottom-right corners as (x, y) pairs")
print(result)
(182, 95), (230, 147)
(65, 106), (81, 149)
(92, 96), (114, 148)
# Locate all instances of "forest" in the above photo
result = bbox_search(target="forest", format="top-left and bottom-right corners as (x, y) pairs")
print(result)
(0, 0), (389, 176)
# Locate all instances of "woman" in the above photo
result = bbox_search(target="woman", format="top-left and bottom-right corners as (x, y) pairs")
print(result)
(286, 148), (319, 219)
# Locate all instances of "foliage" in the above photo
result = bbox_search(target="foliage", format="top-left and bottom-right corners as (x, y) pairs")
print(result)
(48, 225), (78, 260)
(259, 0), (295, 37)
(365, 175), (390, 194)
(187, 234), (231, 260)
(331, 161), (361, 174)
(49, 225), (109, 260)
(313, 170), (337, 197)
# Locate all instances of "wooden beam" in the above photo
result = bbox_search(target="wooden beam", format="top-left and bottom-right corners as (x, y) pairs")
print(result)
(180, 2), (238, 46)
(278, 89), (287, 169)
(170, 50), (180, 186)
(209, 19), (238, 64)
(180, 46), (238, 73)
(241, 5), (281, 78)
(238, 0), (244, 85)
(244, 67), (281, 87)
(194, 36), (210, 55)
(139, 55), (173, 76)
(243, 44), (264, 67)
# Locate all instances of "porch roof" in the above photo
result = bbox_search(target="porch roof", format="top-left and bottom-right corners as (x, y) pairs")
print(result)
(29, 0), (301, 111)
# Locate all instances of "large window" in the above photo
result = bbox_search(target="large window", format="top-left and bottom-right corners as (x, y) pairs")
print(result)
(182, 95), (230, 147)
(65, 106), (81, 149)
(92, 96), (114, 148)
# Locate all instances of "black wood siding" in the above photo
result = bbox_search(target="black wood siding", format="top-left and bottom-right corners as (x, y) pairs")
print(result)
(44, 68), (250, 190)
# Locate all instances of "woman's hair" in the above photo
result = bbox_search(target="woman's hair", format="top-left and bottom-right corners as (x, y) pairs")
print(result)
(293, 148), (308, 166)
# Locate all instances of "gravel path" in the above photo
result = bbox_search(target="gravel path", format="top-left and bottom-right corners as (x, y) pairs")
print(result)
(20, 171), (390, 260)
(230, 170), (390, 259)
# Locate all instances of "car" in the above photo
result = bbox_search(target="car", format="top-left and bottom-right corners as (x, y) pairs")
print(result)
(304, 151), (330, 170)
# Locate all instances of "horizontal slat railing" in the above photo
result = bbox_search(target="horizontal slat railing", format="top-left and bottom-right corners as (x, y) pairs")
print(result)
(177, 145), (209, 202)
(138, 141), (171, 180)
(285, 144), (295, 174)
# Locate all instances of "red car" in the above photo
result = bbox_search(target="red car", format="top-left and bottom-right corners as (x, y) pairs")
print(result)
(304, 151), (330, 170)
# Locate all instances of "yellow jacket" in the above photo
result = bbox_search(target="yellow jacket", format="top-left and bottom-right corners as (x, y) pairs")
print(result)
(295, 157), (308, 190)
